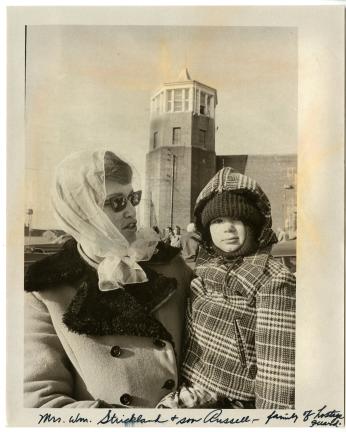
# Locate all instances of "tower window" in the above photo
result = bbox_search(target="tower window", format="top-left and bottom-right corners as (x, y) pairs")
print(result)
(166, 90), (173, 112)
(174, 89), (183, 112)
(206, 95), (212, 116)
(200, 92), (206, 115)
(184, 88), (190, 111)
(199, 129), (206, 148)
(172, 127), (181, 145)
(153, 132), (159, 149)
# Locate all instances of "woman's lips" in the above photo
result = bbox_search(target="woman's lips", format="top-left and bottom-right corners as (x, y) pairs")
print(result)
(123, 222), (137, 231)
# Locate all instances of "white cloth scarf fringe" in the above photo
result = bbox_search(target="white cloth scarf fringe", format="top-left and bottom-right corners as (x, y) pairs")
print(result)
(51, 149), (159, 291)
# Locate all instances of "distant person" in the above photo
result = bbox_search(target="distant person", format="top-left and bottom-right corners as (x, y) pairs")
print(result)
(162, 227), (173, 245)
(181, 222), (201, 263)
(170, 226), (182, 249)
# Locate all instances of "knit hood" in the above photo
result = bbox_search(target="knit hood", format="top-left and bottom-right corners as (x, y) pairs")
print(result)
(194, 168), (277, 250)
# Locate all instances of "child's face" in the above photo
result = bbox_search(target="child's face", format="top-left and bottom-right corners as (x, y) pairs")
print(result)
(209, 217), (246, 253)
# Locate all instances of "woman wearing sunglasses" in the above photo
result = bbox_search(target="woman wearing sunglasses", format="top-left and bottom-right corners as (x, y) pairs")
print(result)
(24, 149), (192, 408)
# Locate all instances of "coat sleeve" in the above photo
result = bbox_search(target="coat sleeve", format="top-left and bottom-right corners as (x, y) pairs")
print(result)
(254, 268), (296, 409)
(24, 292), (101, 408)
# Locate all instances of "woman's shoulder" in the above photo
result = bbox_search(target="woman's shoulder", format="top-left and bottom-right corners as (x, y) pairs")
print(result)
(25, 239), (90, 293)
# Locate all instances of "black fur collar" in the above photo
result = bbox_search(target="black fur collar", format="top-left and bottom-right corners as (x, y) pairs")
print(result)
(25, 238), (180, 293)
(25, 239), (180, 341)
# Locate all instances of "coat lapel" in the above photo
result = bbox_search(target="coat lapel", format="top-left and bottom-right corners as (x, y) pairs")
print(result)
(62, 266), (176, 342)
(25, 239), (180, 341)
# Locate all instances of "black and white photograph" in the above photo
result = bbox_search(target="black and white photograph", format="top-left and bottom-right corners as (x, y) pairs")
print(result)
(6, 5), (345, 428)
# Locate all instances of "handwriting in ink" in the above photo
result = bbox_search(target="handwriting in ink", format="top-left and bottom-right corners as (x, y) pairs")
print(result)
(204, 409), (252, 425)
(69, 412), (90, 423)
(38, 413), (62, 424)
(265, 410), (298, 425)
(170, 414), (202, 424)
(303, 405), (344, 427)
(97, 410), (168, 425)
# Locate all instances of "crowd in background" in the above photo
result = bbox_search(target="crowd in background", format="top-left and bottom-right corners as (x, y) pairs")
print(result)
(153, 223), (201, 267)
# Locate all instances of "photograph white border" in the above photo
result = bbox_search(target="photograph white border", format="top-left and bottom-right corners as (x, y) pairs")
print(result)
(6, 5), (345, 427)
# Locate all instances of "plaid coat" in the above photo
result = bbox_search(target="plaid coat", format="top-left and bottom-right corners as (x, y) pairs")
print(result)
(181, 168), (296, 409)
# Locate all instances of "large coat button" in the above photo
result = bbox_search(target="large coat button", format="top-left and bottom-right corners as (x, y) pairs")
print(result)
(162, 379), (175, 390)
(120, 393), (132, 406)
(110, 346), (122, 357)
(153, 339), (166, 348)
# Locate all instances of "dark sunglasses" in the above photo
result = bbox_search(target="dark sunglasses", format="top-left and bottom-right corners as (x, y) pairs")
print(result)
(104, 190), (142, 213)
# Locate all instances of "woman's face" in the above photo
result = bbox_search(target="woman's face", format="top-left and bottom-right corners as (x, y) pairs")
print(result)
(209, 217), (245, 253)
(103, 179), (138, 244)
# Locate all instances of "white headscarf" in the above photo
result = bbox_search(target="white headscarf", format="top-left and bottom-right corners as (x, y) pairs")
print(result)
(51, 149), (159, 291)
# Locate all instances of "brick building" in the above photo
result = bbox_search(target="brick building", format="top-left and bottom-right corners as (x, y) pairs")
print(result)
(144, 70), (297, 236)
(217, 155), (297, 238)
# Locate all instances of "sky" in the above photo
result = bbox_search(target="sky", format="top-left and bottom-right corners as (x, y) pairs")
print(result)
(25, 25), (297, 228)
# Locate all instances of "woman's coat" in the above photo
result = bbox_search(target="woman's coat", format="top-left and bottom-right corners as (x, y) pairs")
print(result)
(24, 240), (191, 408)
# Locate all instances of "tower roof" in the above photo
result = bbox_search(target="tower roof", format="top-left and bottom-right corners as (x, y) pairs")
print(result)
(177, 68), (191, 81)
(154, 68), (217, 105)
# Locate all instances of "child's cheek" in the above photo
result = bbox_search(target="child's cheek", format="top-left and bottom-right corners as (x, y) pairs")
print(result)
(209, 226), (220, 247)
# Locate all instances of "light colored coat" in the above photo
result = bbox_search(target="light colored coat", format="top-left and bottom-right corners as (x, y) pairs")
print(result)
(24, 245), (191, 408)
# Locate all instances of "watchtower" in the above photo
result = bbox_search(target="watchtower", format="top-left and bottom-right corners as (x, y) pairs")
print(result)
(144, 69), (217, 229)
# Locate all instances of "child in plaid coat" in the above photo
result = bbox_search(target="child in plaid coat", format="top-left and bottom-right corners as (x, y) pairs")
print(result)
(158, 168), (295, 409)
